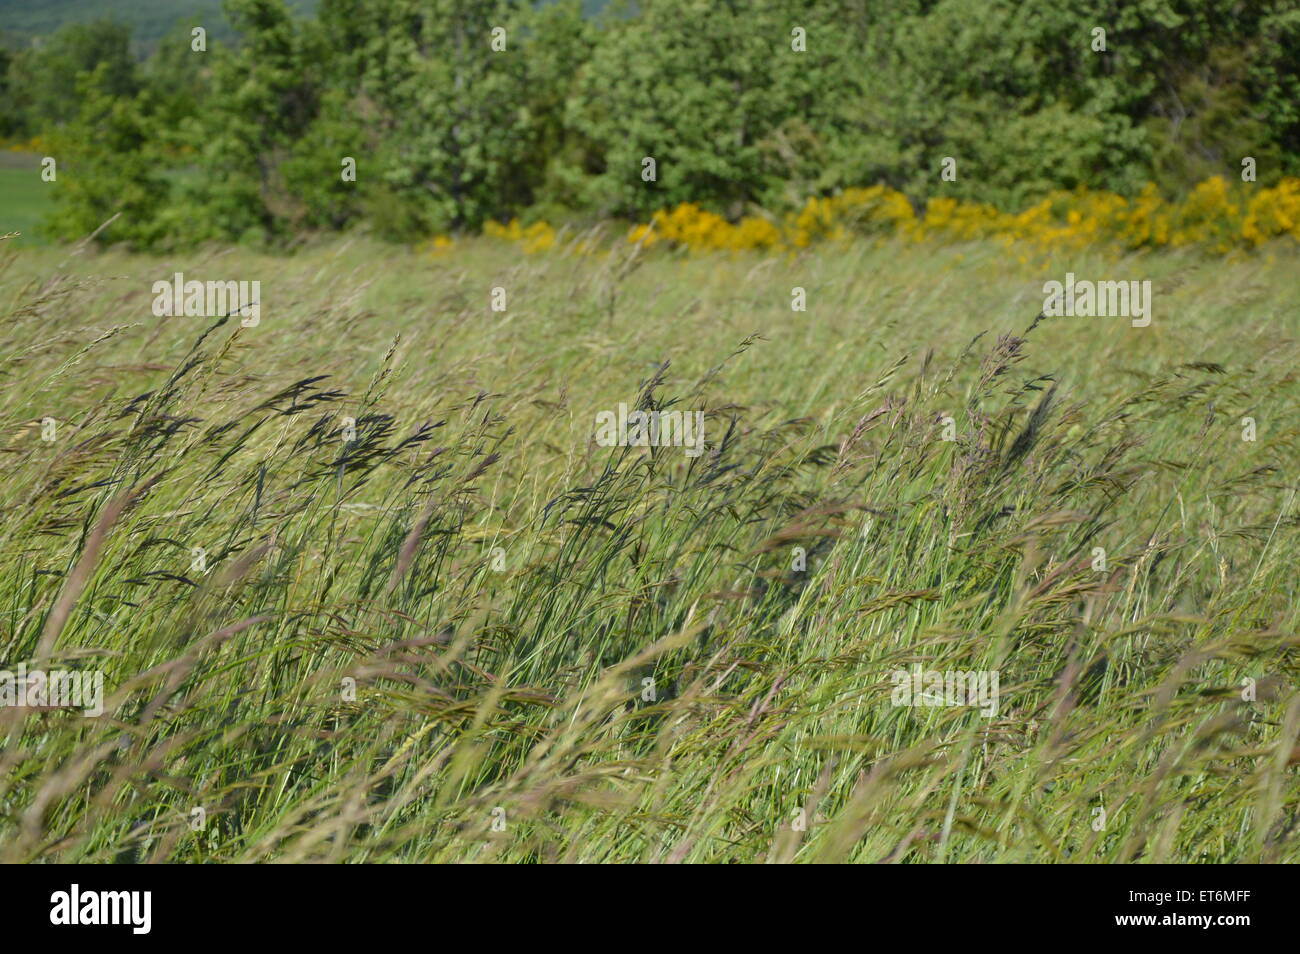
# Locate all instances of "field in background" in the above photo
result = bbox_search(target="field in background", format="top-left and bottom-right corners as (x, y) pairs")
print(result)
(0, 152), (52, 245)
(0, 234), (1297, 862)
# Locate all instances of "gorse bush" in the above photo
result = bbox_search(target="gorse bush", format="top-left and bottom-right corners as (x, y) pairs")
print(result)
(474, 176), (1300, 257)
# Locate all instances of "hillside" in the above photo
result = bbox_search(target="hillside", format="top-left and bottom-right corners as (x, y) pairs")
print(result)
(0, 0), (614, 50)
(0, 0), (319, 49)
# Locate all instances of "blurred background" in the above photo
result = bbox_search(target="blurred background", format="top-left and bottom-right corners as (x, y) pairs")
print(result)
(1, 0), (1297, 248)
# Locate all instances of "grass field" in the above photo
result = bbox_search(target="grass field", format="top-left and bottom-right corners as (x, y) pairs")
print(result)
(0, 232), (1297, 862)
(0, 153), (54, 247)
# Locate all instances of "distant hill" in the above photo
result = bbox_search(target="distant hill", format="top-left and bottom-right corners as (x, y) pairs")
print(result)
(0, 0), (319, 50)
(0, 1), (615, 51)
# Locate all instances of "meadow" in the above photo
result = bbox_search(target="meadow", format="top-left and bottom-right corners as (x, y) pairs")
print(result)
(0, 228), (1297, 862)
(0, 152), (51, 247)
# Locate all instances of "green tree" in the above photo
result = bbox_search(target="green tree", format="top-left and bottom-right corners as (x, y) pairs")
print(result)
(0, 42), (14, 137)
(565, 0), (807, 218)
(43, 63), (168, 248)
(317, 0), (563, 237)
(176, 0), (322, 244)
(142, 20), (216, 158)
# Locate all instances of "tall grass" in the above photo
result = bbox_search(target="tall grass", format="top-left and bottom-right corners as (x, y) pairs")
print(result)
(1, 233), (1297, 862)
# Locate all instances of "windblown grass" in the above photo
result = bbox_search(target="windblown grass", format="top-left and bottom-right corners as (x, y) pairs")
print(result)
(0, 233), (1297, 862)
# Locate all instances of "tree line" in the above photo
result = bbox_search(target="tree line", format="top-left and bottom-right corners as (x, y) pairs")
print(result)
(2, 0), (1297, 248)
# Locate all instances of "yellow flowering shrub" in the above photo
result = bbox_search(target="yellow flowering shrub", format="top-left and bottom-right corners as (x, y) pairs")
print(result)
(455, 176), (1300, 260)
(621, 176), (1300, 257)
(628, 203), (782, 252)
(1242, 177), (1300, 248)
(2, 135), (49, 153)
(484, 218), (556, 253)
(418, 234), (456, 258)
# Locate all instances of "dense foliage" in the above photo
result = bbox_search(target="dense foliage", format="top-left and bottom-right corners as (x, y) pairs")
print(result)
(2, 0), (1298, 247)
